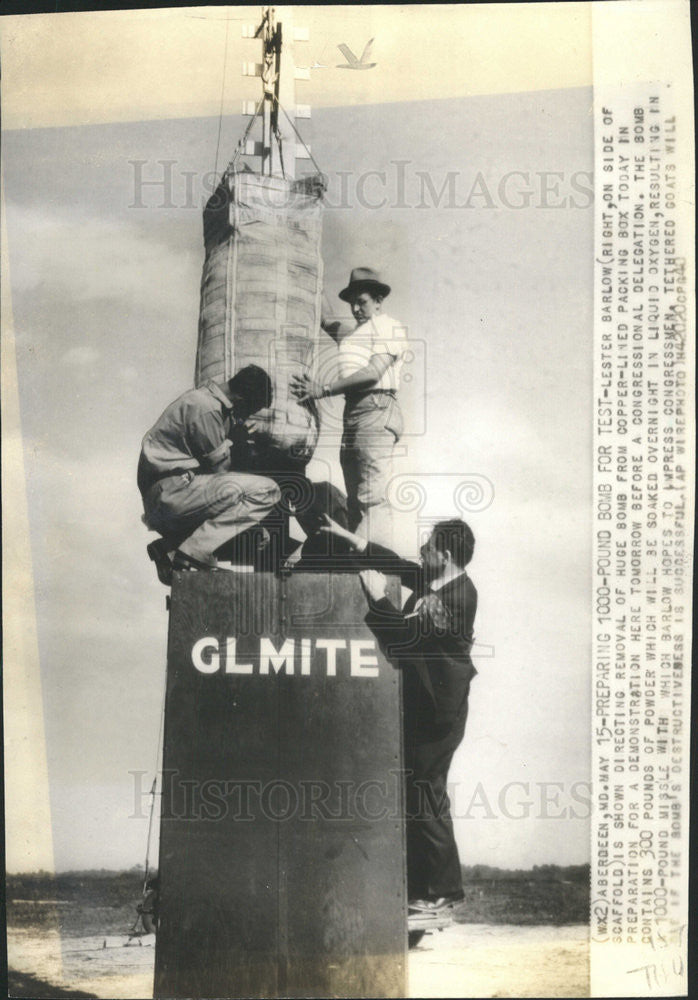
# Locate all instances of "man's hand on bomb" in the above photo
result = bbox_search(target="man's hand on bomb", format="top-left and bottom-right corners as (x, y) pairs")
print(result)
(290, 372), (323, 403)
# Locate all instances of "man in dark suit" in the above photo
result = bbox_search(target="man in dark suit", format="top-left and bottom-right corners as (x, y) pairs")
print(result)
(316, 516), (478, 910)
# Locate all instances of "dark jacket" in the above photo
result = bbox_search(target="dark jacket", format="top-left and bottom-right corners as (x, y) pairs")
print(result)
(362, 544), (477, 730)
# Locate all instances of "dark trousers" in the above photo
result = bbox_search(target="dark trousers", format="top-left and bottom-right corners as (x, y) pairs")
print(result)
(403, 703), (468, 900)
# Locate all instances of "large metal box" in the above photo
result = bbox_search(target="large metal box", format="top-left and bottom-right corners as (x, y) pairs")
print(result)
(154, 571), (406, 999)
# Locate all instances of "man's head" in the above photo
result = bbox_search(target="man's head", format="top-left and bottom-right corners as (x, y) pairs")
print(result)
(350, 289), (383, 324)
(420, 518), (475, 581)
(227, 365), (273, 417)
(338, 267), (391, 321)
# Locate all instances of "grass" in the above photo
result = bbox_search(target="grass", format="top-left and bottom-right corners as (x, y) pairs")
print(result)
(7, 864), (590, 938)
(7, 871), (145, 938)
(455, 865), (590, 925)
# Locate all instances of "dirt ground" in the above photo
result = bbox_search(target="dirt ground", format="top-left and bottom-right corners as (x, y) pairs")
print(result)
(409, 922), (589, 998)
(7, 923), (589, 998)
(7, 929), (155, 1000)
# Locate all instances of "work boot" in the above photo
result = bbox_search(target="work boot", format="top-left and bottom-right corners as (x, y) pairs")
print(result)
(147, 538), (174, 586)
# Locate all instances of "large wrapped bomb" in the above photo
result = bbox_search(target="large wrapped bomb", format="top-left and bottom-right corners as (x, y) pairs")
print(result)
(196, 168), (325, 473)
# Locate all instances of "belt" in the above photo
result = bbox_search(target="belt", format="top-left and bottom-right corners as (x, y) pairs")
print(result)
(346, 388), (397, 403)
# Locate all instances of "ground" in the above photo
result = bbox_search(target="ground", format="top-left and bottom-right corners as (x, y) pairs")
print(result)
(409, 922), (589, 998)
(7, 924), (589, 999)
(6, 870), (590, 998)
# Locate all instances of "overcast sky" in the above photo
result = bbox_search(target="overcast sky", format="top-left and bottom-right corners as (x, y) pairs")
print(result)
(3, 4), (594, 872)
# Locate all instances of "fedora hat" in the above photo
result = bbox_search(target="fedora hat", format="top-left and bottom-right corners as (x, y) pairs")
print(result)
(338, 267), (391, 303)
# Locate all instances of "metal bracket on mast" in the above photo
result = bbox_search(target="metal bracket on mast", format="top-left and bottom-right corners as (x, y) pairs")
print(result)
(255, 6), (289, 178)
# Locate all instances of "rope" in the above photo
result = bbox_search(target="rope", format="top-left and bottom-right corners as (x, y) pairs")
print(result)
(212, 10), (324, 183)
(141, 780), (157, 887)
(142, 663), (167, 895)
(230, 97), (265, 172)
(213, 15), (232, 180)
(275, 97), (325, 178)
(126, 653), (167, 939)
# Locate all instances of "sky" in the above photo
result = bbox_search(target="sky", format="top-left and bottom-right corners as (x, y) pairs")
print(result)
(2, 4), (595, 872)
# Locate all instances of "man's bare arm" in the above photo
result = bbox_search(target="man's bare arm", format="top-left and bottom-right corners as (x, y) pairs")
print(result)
(290, 353), (395, 402)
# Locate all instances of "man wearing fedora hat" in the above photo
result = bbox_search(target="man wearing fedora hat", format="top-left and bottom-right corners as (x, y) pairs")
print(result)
(290, 267), (405, 546)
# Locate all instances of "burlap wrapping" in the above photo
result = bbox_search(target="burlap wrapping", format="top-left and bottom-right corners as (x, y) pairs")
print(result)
(196, 168), (325, 471)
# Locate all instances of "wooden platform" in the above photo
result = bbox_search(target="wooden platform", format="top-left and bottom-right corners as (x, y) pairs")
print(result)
(154, 571), (406, 999)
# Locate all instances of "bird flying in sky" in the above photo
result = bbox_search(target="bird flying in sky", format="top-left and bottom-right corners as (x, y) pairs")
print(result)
(336, 39), (376, 70)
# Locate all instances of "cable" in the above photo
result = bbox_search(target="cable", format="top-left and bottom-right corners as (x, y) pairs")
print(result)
(213, 15), (232, 180)
(141, 655), (168, 895)
(275, 97), (325, 179)
(230, 97), (265, 172)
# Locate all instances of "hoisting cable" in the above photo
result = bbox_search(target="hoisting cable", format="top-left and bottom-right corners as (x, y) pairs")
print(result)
(142, 661), (167, 894)
(213, 14), (233, 180)
(230, 96), (266, 172)
(125, 654), (168, 941)
(275, 97), (326, 179)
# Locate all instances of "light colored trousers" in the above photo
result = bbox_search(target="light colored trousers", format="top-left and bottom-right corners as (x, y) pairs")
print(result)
(144, 470), (281, 566)
(340, 392), (403, 547)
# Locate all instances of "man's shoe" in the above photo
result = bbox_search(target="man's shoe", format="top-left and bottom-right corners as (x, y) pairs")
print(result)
(147, 539), (173, 586)
(408, 908), (453, 933)
(172, 551), (218, 573)
(408, 891), (464, 913)
(408, 898), (444, 913)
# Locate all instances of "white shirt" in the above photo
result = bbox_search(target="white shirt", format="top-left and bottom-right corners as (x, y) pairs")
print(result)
(337, 312), (406, 391)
